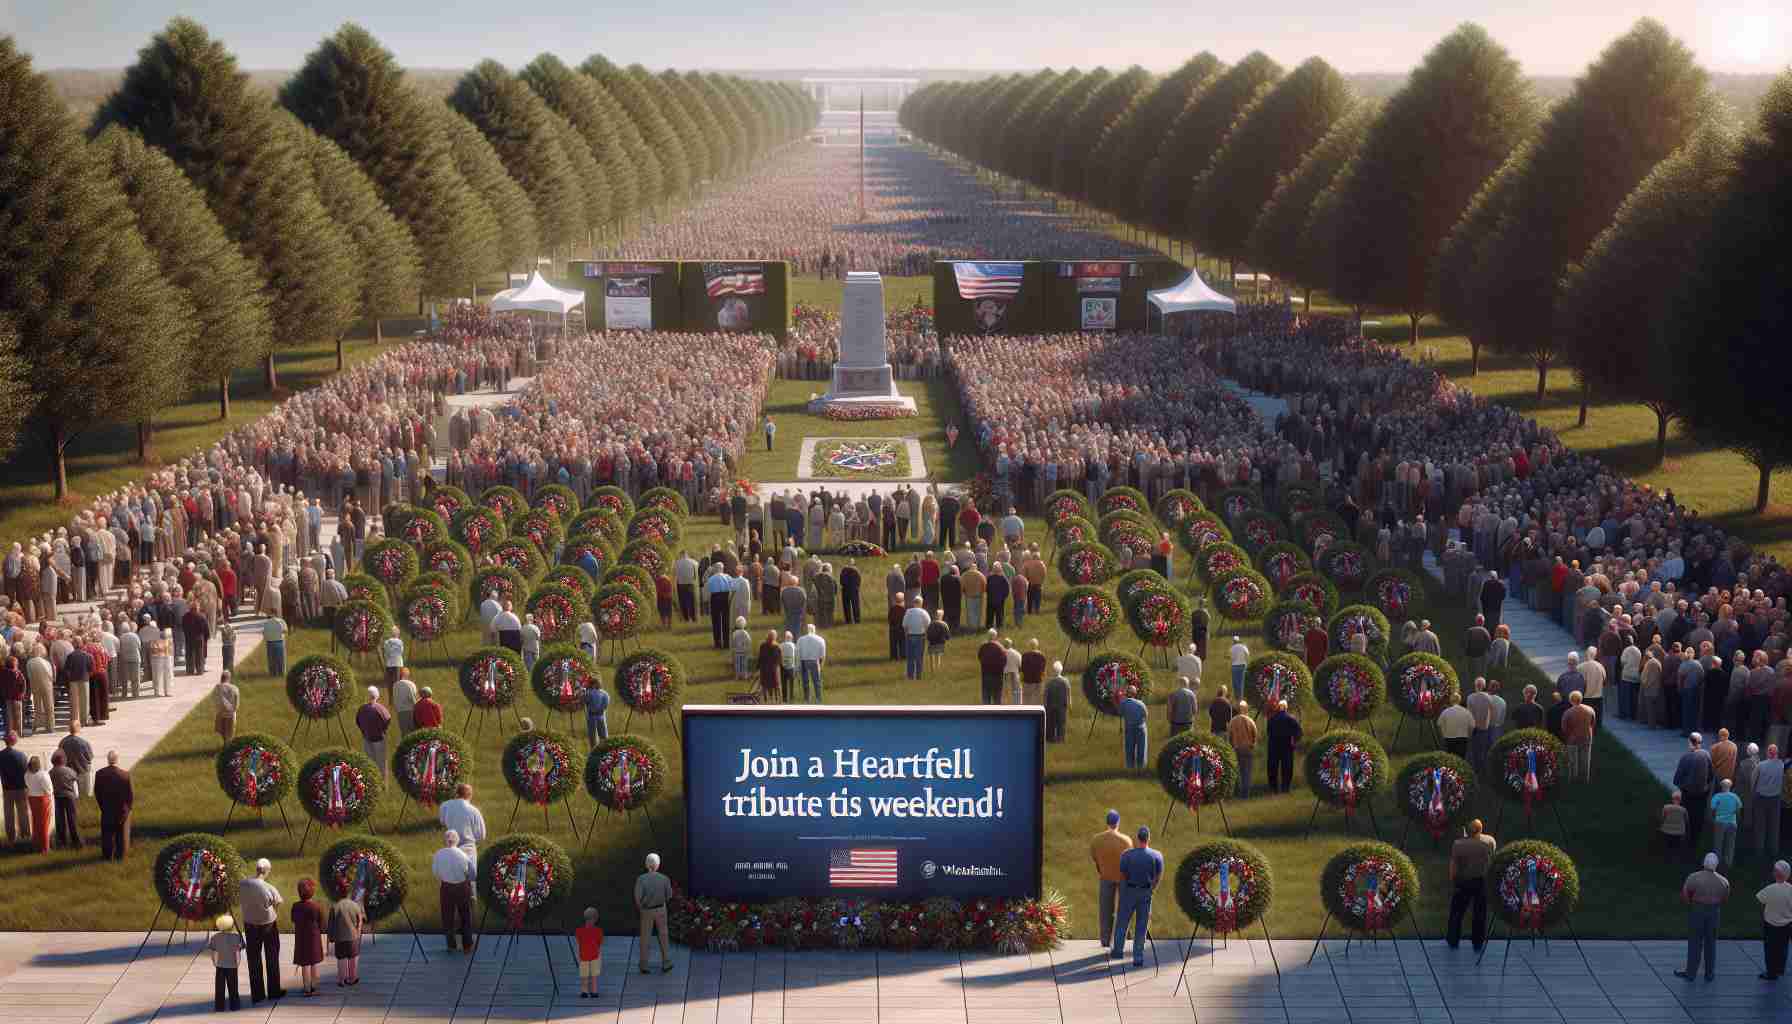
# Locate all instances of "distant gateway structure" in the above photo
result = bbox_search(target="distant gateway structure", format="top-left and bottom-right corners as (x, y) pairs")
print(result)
(801, 77), (919, 112)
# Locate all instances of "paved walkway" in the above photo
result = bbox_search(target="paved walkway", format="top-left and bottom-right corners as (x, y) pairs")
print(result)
(2, 933), (1788, 1024)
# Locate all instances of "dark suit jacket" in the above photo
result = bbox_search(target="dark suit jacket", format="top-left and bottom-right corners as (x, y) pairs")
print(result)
(95, 765), (133, 824)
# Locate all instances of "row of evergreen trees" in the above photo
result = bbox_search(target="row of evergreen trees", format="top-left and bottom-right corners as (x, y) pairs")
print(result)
(898, 20), (1792, 509)
(0, 20), (818, 496)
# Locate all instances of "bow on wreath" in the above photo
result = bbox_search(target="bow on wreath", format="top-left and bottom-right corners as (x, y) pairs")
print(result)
(1184, 753), (1207, 811)
(1213, 861), (1237, 936)
(1522, 748), (1541, 818)
(615, 759), (634, 808)
(243, 749), (261, 806)
(1363, 872), (1390, 932)
(352, 860), (371, 905)
(1426, 768), (1447, 839)
(1416, 679), (1434, 717)
(419, 742), (441, 808)
(507, 855), (534, 929)
(328, 764), (346, 819)
(1518, 861), (1544, 932)
(527, 742), (550, 805)
(181, 852), (206, 917)
(1337, 750), (1358, 816)
(483, 662), (499, 702)
(557, 663), (576, 706)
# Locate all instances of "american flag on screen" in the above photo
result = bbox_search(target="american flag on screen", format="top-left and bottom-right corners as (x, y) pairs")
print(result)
(953, 262), (1024, 299)
(705, 264), (766, 297)
(829, 848), (899, 887)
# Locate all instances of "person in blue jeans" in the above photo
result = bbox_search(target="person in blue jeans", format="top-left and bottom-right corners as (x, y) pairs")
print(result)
(1110, 826), (1163, 966)
(900, 599), (931, 681)
(1709, 779), (1743, 868)
(1120, 694), (1148, 770)
(263, 616), (286, 678)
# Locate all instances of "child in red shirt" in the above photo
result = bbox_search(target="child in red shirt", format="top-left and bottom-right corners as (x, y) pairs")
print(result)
(575, 907), (604, 997)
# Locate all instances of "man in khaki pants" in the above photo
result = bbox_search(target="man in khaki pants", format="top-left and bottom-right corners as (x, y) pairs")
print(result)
(634, 853), (674, 974)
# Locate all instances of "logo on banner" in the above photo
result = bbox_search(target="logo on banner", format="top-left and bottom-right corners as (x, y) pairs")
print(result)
(973, 298), (1010, 333)
(1077, 276), (1122, 294)
(1082, 297), (1117, 331)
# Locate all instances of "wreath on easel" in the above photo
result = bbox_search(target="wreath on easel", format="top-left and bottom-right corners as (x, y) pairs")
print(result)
(153, 834), (246, 922)
(479, 834), (573, 929)
(1174, 839), (1271, 934)
(1320, 842), (1418, 934)
(215, 733), (297, 809)
(585, 736), (668, 812)
(1156, 732), (1237, 812)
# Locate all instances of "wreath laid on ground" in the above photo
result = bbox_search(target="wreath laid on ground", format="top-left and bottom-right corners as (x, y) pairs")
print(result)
(1096, 486), (1148, 518)
(509, 509), (563, 560)
(1389, 653), (1460, 719)
(1098, 511), (1157, 560)
(627, 508), (683, 547)
(490, 537), (546, 580)
(1058, 541), (1118, 586)
(619, 539), (672, 577)
(287, 654), (355, 720)
(1082, 652), (1153, 715)
(836, 540), (888, 558)
(543, 565), (593, 602)
(1365, 568), (1426, 624)
(1175, 839), (1271, 934)
(479, 485), (527, 523)
(422, 540), (473, 584)
(1195, 542), (1251, 584)
(812, 439), (911, 478)
(215, 733), (297, 809)
(1317, 541), (1374, 592)
(450, 506), (506, 557)
(1280, 571), (1340, 618)
(1044, 489), (1093, 525)
(1155, 488), (1204, 528)
(339, 572), (387, 609)
(531, 645), (599, 713)
(1329, 604), (1391, 662)
(1052, 515), (1096, 550)
(1246, 652), (1311, 710)
(585, 736), (668, 811)
(1211, 568), (1273, 621)
(525, 583), (580, 643)
(1215, 487), (1263, 523)
(399, 587), (453, 643)
(1313, 655), (1386, 722)
(298, 748), (383, 828)
(398, 507), (448, 549)
(1304, 730), (1389, 816)
(470, 565), (529, 611)
(532, 483), (580, 522)
(333, 600), (390, 656)
(560, 533), (613, 580)
(392, 727), (471, 808)
(1116, 568), (1172, 611)
(502, 731), (584, 807)
(1156, 732), (1238, 810)
(637, 486), (689, 520)
(1129, 589), (1188, 649)
(479, 834), (573, 928)
(318, 836), (409, 921)
(566, 508), (625, 548)
(1321, 842), (1418, 933)
(1058, 586), (1119, 645)
(615, 648), (684, 714)
(1178, 513), (1232, 556)
(586, 485), (635, 525)
(362, 538), (419, 592)
(1295, 510), (1350, 555)
(1396, 752), (1477, 839)
(1257, 542), (1312, 591)
(1490, 840), (1580, 931)
(426, 485), (471, 525)
(1235, 512), (1285, 554)
(460, 646), (523, 710)
(592, 583), (644, 641)
(154, 833), (246, 921)
(1490, 729), (1564, 815)
(1263, 600), (1325, 654)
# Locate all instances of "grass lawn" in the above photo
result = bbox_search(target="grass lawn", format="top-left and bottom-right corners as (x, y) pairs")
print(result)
(739, 377), (978, 484)
(788, 275), (933, 314)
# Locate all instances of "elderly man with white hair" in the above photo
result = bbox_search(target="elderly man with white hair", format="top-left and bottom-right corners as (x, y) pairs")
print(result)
(1677, 851), (1730, 981)
(238, 857), (286, 1003)
(432, 829), (476, 953)
(634, 852), (674, 975)
(354, 686), (392, 777)
(1760, 860), (1792, 980)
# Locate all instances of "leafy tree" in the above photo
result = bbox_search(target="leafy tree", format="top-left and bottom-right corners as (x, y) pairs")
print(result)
(581, 55), (687, 205)
(1248, 100), (1379, 305)
(635, 65), (708, 192)
(592, 72), (662, 223)
(1663, 72), (1792, 511)
(1026, 70), (1105, 191)
(661, 70), (726, 182)
(93, 124), (272, 420)
(434, 105), (538, 278)
(285, 115), (422, 365)
(951, 75), (1017, 166)
(706, 74), (759, 168)
(687, 72), (746, 177)
(991, 71), (1065, 182)
(1188, 58), (1353, 262)
(1430, 142), (1529, 379)
(1056, 66), (1153, 204)
(975, 72), (1053, 174)
(95, 17), (356, 391)
(1323, 24), (1537, 343)
(521, 54), (635, 236)
(1138, 53), (1282, 244)
(0, 38), (193, 495)
(280, 24), (497, 304)
(1559, 124), (1736, 463)
(550, 110), (608, 252)
(1472, 19), (1709, 412)
(1089, 53), (1222, 224)
(449, 60), (583, 257)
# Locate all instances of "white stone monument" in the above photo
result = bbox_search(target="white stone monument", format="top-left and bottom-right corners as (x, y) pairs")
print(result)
(814, 271), (917, 416)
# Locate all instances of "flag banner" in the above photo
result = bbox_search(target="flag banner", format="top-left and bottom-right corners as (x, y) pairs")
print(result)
(704, 263), (767, 297)
(954, 262), (1025, 300)
(829, 848), (899, 887)
(605, 276), (652, 330)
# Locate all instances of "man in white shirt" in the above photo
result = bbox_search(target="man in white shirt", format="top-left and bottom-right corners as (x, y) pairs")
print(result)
(478, 592), (502, 644)
(493, 602), (523, 654)
(521, 614), (542, 672)
(1438, 697), (1475, 760)
(432, 830), (476, 953)
(1229, 637), (1251, 693)
(1619, 640), (1643, 720)
(392, 669), (419, 736)
(1578, 646), (1606, 721)
(577, 620), (599, 660)
(237, 858), (286, 1003)
(438, 783), (487, 858)
(901, 597), (931, 681)
(1004, 641), (1024, 705)
(672, 552), (700, 623)
(1174, 644), (1202, 687)
(381, 626), (405, 691)
(796, 625), (828, 702)
(1466, 677), (1495, 770)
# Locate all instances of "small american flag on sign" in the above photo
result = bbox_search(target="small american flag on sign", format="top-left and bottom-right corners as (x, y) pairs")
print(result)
(829, 848), (899, 887)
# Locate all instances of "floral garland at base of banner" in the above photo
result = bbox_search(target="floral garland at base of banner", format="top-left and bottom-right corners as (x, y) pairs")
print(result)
(1490, 729), (1565, 819)
(1082, 653), (1153, 715)
(392, 728), (471, 808)
(1057, 586), (1119, 645)
(318, 836), (409, 921)
(459, 647), (523, 709)
(1156, 733), (1238, 811)
(1246, 652), (1311, 710)
(297, 749), (383, 828)
(479, 835), (573, 929)
(1303, 731), (1389, 818)
(286, 655), (355, 720)
(502, 732), (584, 807)
(1396, 753), (1477, 840)
(1389, 653), (1461, 720)
(1313, 655), (1387, 722)
(1320, 842), (1419, 934)
(531, 646), (599, 713)
(670, 893), (1067, 954)
(215, 733), (297, 809)
(1174, 840), (1272, 934)
(584, 736), (667, 811)
(836, 540), (887, 558)
(615, 649), (685, 714)
(1490, 840), (1580, 931)
(153, 834), (246, 921)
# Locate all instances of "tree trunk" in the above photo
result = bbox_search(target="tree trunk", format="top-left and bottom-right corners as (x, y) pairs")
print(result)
(1408, 312), (1421, 345)
(1652, 406), (1670, 464)
(263, 353), (278, 393)
(1577, 379), (1590, 427)
(1303, 288), (1312, 314)
(218, 375), (230, 420)
(136, 420), (151, 464)
(1468, 337), (1480, 375)
(1757, 463), (1773, 513)
(1535, 361), (1548, 401)
(375, 318), (384, 345)
(335, 335), (344, 372)
(48, 424), (68, 500)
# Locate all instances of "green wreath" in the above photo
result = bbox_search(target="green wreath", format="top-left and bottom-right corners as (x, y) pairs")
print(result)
(421, 540), (474, 585)
(1115, 568), (1172, 612)
(1155, 488), (1205, 528)
(1058, 541), (1118, 586)
(1177, 512), (1232, 556)
(318, 835), (410, 921)
(1256, 541), (1313, 590)
(1488, 729), (1566, 806)
(1395, 752), (1478, 836)
(1303, 729), (1390, 808)
(1082, 652), (1153, 715)
(1052, 515), (1098, 550)
(586, 485), (636, 525)
(525, 583), (582, 643)
(619, 539), (672, 578)
(585, 735), (669, 811)
(614, 648), (685, 714)
(1320, 842), (1418, 932)
(1098, 510), (1157, 557)
(361, 538), (419, 592)
(543, 565), (594, 602)
(601, 565), (657, 608)
(490, 536), (547, 581)
(381, 504), (420, 543)
(1195, 542), (1251, 584)
(560, 533), (614, 580)
(1329, 604), (1392, 662)
(1233, 512), (1286, 555)
(391, 727), (473, 806)
(567, 507), (626, 548)
(509, 509), (565, 561)
(1279, 571), (1340, 618)
(460, 646), (524, 709)
(1389, 653), (1461, 719)
(1489, 840), (1580, 930)
(1263, 600), (1325, 654)
(1057, 586), (1120, 645)
(1174, 839), (1272, 933)
(1365, 568), (1427, 624)
(153, 833), (247, 921)
(637, 486), (690, 520)
(297, 748), (384, 828)
(1245, 651), (1310, 709)
(450, 506), (506, 557)
(470, 564), (530, 612)
(1095, 486), (1149, 518)
(532, 483), (580, 522)
(407, 572), (463, 618)
(478, 834), (574, 926)
(1214, 486), (1263, 524)
(531, 644), (600, 712)
(627, 508), (683, 547)
(479, 484), (527, 522)
(339, 573), (388, 610)
(1210, 568), (1273, 621)
(1128, 587), (1188, 649)
(501, 731), (585, 806)
(425, 484), (472, 525)
(1294, 510), (1350, 554)
(1317, 541), (1375, 592)
(215, 733), (298, 808)
(332, 600), (391, 656)
(1312, 655), (1387, 721)
(1279, 483), (1321, 520)
(399, 586), (454, 643)
(287, 654), (357, 719)
(1043, 488), (1093, 525)
(1156, 732), (1239, 807)
(397, 506), (448, 549)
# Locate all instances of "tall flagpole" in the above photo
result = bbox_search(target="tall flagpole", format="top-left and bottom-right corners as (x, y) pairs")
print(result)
(859, 92), (866, 222)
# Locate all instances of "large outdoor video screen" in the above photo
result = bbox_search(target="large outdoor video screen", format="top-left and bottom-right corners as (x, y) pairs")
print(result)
(681, 706), (1044, 902)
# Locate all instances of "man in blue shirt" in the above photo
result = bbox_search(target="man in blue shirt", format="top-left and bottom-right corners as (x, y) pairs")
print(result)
(1119, 695), (1148, 770)
(1111, 826), (1163, 966)
(583, 685), (610, 749)
(705, 570), (734, 650)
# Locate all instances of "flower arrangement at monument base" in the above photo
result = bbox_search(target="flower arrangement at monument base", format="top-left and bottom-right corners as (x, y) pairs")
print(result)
(821, 401), (917, 421)
(1263, 600), (1324, 654)
(1082, 652), (1153, 714)
(1175, 839), (1271, 934)
(392, 727), (471, 808)
(298, 749), (383, 829)
(332, 600), (390, 656)
(459, 647), (523, 710)
(1058, 586), (1119, 645)
(1212, 568), (1273, 621)
(1490, 840), (1580, 931)
(1389, 653), (1461, 720)
(836, 539), (887, 558)
(1096, 486), (1148, 518)
(1156, 732), (1238, 811)
(1321, 842), (1418, 934)
(615, 648), (684, 715)
(1246, 652), (1311, 709)
(319, 836), (409, 921)
(585, 485), (635, 525)
(1303, 730), (1389, 818)
(450, 506), (505, 557)
(1365, 567), (1426, 623)
(1490, 729), (1565, 817)
(1396, 752), (1477, 839)
(1329, 604), (1392, 662)
(153, 833), (246, 922)
(636, 486), (689, 520)
(479, 485), (527, 523)
(215, 733), (297, 809)
(1058, 541), (1118, 586)
(812, 439), (911, 477)
(287, 654), (355, 720)
(1154, 488), (1203, 528)
(669, 894), (1066, 954)
(585, 736), (667, 812)
(525, 583), (580, 643)
(478, 834), (572, 929)
(502, 731), (584, 807)
(530, 645), (598, 713)
(1044, 488), (1093, 525)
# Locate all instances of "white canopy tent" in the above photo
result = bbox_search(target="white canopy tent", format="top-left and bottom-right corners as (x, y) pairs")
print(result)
(1147, 269), (1237, 317)
(490, 271), (586, 317)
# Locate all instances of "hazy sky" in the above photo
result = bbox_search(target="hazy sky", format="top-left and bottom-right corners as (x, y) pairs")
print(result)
(5, 0), (1788, 74)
